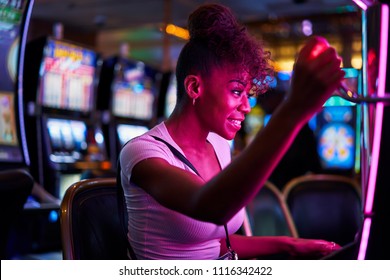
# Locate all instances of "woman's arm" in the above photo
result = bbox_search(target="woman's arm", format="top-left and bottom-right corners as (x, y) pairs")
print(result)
(129, 37), (344, 225)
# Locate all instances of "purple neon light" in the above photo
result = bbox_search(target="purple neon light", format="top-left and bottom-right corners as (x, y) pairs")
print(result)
(358, 4), (389, 260)
(17, 0), (34, 166)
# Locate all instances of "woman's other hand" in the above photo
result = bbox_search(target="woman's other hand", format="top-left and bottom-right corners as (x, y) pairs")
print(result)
(288, 237), (342, 259)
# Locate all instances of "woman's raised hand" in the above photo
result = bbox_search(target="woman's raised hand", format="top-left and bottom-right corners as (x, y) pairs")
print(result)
(286, 36), (345, 122)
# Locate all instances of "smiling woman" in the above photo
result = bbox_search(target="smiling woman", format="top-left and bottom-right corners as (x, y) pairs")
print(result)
(119, 3), (344, 260)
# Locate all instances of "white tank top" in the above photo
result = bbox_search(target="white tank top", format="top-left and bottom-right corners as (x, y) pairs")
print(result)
(120, 122), (244, 259)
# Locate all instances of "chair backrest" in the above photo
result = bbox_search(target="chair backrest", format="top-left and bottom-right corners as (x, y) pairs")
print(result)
(0, 169), (34, 259)
(246, 181), (298, 238)
(60, 177), (129, 259)
(283, 174), (362, 246)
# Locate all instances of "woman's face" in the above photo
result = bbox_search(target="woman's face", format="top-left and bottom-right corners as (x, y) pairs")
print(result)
(197, 65), (252, 140)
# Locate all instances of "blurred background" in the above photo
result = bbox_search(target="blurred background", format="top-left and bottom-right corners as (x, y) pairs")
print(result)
(4, 0), (387, 261)
(28, 0), (362, 71)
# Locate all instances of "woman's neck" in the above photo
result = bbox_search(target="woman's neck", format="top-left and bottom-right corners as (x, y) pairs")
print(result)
(164, 110), (221, 181)
(165, 108), (209, 151)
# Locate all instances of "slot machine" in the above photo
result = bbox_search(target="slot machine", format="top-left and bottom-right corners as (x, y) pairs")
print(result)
(97, 55), (161, 168)
(325, 0), (390, 260)
(315, 68), (361, 177)
(0, 0), (31, 170)
(0, 0), (63, 258)
(23, 37), (111, 200)
(357, 0), (390, 260)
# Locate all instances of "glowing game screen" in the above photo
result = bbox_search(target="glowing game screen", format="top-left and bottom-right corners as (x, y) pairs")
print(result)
(317, 68), (359, 171)
(112, 61), (156, 121)
(46, 118), (88, 163)
(116, 124), (149, 147)
(38, 39), (97, 112)
(317, 106), (355, 170)
(0, 0), (26, 91)
(0, 91), (18, 147)
(0, 92), (22, 161)
(0, 1), (27, 163)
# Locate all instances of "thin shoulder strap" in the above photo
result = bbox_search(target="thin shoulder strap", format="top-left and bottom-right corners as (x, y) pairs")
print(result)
(151, 135), (234, 253)
(151, 136), (201, 177)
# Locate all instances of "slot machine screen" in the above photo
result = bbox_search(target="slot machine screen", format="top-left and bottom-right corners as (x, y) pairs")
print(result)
(38, 39), (96, 112)
(0, 92), (23, 162)
(46, 118), (87, 162)
(317, 106), (355, 170)
(0, 0), (27, 163)
(317, 68), (359, 171)
(116, 124), (149, 147)
(70, 120), (88, 151)
(112, 61), (156, 121)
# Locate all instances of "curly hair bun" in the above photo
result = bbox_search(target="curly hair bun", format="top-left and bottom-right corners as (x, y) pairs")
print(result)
(188, 4), (241, 42)
(181, 3), (273, 96)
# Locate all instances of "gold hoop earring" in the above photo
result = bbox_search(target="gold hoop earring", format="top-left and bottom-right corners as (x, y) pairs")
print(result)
(193, 98), (196, 106)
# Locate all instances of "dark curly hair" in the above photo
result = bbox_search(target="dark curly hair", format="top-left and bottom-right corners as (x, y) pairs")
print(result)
(175, 3), (273, 103)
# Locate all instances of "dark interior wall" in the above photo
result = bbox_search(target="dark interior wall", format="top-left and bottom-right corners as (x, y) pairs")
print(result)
(27, 18), (97, 49)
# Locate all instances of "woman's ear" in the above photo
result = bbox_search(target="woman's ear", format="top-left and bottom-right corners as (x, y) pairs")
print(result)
(184, 75), (202, 100)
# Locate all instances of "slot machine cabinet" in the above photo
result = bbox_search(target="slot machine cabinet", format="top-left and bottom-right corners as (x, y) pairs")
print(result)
(0, 0), (63, 258)
(325, 1), (390, 260)
(0, 0), (30, 170)
(97, 55), (161, 169)
(358, 1), (390, 260)
(23, 37), (111, 200)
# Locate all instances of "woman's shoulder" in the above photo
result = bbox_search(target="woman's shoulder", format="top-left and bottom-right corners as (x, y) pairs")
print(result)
(122, 123), (164, 151)
(120, 122), (174, 163)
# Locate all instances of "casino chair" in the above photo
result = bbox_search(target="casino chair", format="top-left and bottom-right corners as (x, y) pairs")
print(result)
(60, 177), (131, 259)
(283, 174), (363, 246)
(0, 169), (34, 259)
(244, 181), (298, 259)
(246, 181), (298, 238)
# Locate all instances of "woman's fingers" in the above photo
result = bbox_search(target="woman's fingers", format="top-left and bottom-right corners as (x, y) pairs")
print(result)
(288, 36), (344, 111)
(297, 36), (330, 62)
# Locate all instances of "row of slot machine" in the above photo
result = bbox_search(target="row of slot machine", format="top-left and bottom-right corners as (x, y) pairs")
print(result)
(0, 0), (176, 257)
(23, 33), (181, 200)
(22, 37), (164, 200)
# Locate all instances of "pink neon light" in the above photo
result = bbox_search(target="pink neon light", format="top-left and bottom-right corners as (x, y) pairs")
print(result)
(357, 218), (372, 260)
(353, 0), (368, 11)
(365, 4), (388, 213)
(358, 4), (389, 260)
